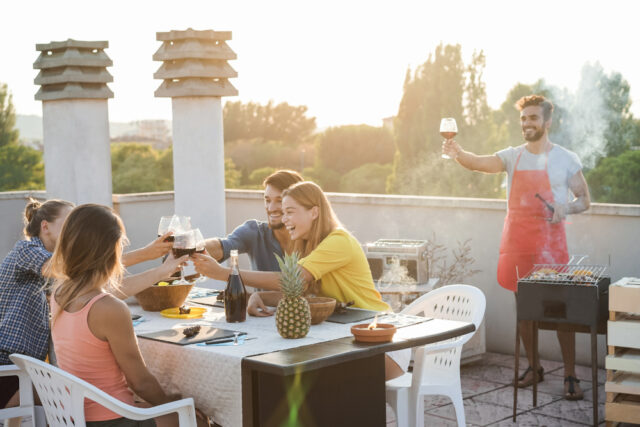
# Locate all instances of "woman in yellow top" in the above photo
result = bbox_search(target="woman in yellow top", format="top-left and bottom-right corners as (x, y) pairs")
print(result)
(192, 181), (407, 379)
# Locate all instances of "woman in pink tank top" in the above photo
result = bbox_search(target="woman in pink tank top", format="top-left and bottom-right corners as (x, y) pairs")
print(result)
(49, 204), (206, 427)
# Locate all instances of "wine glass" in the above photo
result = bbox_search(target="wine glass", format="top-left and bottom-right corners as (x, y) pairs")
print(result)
(172, 230), (196, 284)
(158, 215), (176, 242)
(440, 118), (458, 159)
(192, 228), (208, 283)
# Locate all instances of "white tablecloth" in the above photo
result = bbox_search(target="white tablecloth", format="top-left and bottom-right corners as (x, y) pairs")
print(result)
(131, 297), (359, 427)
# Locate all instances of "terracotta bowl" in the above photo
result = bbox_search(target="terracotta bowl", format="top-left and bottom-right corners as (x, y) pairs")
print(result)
(351, 323), (397, 343)
(135, 283), (194, 312)
(306, 297), (336, 325)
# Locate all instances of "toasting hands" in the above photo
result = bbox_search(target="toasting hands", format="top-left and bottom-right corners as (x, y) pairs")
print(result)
(191, 251), (228, 281)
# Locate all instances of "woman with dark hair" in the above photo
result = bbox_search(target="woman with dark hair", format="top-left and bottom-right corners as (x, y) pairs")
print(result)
(193, 181), (409, 380)
(0, 198), (74, 408)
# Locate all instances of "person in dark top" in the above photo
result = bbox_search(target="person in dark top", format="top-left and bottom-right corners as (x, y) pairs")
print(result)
(204, 170), (303, 272)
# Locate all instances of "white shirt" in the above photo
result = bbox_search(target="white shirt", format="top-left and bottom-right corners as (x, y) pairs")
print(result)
(496, 144), (582, 205)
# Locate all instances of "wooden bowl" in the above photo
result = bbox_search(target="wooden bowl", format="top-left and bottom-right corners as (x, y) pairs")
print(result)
(351, 323), (397, 343)
(256, 291), (283, 307)
(306, 297), (336, 325)
(135, 283), (194, 311)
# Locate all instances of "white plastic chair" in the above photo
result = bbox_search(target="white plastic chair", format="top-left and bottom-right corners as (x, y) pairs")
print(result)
(386, 284), (486, 427)
(10, 354), (198, 427)
(0, 363), (45, 427)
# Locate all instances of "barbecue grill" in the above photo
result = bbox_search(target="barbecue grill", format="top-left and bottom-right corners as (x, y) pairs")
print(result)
(513, 262), (611, 427)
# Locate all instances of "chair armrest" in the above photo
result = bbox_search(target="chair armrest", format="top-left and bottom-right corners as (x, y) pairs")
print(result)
(0, 365), (22, 376)
(83, 390), (197, 427)
(0, 364), (35, 407)
(421, 333), (473, 354)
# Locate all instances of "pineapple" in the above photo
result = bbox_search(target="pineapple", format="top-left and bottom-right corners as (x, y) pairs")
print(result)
(275, 252), (311, 339)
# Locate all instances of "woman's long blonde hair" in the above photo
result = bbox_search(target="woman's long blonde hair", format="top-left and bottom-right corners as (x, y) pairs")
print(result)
(282, 181), (342, 257)
(49, 204), (126, 323)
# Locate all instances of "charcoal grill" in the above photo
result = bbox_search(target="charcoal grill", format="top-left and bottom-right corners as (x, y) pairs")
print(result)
(513, 263), (610, 427)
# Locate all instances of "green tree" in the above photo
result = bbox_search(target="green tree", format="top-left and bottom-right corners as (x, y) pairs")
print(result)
(111, 143), (172, 193)
(388, 45), (503, 198)
(339, 163), (392, 194)
(316, 125), (394, 174)
(224, 158), (242, 188)
(223, 100), (316, 144)
(0, 83), (44, 191)
(586, 150), (640, 204)
(247, 166), (277, 188)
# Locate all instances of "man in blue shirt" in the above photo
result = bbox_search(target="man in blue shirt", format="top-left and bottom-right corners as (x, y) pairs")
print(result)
(204, 170), (303, 271)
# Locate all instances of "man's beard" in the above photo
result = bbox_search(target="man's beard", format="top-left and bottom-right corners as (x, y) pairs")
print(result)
(269, 221), (285, 230)
(523, 127), (545, 142)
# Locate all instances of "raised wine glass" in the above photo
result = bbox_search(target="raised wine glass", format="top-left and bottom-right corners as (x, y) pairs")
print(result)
(157, 215), (176, 242)
(172, 230), (196, 285)
(192, 228), (208, 283)
(440, 118), (458, 159)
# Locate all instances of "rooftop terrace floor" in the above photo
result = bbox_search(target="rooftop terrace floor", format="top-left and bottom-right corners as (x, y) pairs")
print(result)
(386, 352), (636, 426)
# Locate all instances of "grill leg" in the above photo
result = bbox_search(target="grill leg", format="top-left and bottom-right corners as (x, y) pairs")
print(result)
(513, 320), (520, 421)
(532, 321), (538, 408)
(591, 327), (598, 427)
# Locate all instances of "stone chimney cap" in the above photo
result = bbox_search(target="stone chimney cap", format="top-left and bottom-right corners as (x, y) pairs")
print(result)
(153, 39), (236, 61)
(154, 78), (238, 98)
(35, 83), (114, 101)
(156, 28), (232, 41)
(153, 59), (237, 80)
(36, 39), (109, 51)
(34, 67), (114, 85)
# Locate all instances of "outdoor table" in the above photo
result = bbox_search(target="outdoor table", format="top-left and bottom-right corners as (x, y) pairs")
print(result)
(130, 287), (474, 427)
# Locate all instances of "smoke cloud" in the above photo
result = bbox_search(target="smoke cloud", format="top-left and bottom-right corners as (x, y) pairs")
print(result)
(543, 62), (616, 168)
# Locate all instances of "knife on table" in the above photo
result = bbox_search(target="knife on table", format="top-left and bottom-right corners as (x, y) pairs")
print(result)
(203, 333), (248, 345)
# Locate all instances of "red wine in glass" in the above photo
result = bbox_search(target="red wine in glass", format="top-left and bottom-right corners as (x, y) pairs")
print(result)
(172, 247), (196, 258)
(440, 131), (457, 140)
(440, 118), (458, 159)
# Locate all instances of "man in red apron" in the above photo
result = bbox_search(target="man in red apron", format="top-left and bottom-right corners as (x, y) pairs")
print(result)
(442, 95), (591, 400)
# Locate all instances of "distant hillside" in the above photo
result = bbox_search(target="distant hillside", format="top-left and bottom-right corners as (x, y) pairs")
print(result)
(15, 115), (169, 143)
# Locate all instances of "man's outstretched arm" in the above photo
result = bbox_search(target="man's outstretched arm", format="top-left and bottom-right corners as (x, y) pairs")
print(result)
(443, 139), (504, 174)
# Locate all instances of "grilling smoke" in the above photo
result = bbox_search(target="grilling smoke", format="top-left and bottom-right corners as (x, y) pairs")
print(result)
(543, 62), (615, 169)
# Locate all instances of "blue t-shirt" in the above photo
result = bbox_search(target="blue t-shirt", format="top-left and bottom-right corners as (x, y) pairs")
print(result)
(219, 220), (283, 271)
(0, 237), (52, 365)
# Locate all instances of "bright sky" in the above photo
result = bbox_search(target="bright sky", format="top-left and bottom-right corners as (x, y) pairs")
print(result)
(2, 0), (639, 128)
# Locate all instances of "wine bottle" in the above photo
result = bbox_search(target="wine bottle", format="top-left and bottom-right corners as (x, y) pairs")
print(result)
(225, 250), (247, 322)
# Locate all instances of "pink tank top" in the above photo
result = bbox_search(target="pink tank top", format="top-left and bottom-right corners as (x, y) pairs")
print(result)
(51, 293), (135, 421)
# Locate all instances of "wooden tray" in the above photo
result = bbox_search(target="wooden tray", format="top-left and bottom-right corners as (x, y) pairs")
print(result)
(326, 307), (379, 324)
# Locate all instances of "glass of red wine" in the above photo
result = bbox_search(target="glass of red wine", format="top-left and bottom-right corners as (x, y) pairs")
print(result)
(440, 118), (458, 159)
(172, 230), (196, 284)
(158, 216), (176, 242)
(192, 228), (208, 283)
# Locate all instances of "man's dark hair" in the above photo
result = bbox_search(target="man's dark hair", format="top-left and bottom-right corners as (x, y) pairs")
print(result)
(515, 95), (554, 122)
(263, 169), (304, 192)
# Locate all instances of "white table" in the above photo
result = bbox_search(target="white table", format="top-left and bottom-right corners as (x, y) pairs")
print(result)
(130, 287), (473, 426)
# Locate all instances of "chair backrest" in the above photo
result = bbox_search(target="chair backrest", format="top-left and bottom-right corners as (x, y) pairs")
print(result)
(401, 284), (486, 340)
(10, 354), (154, 427)
(402, 285), (486, 384)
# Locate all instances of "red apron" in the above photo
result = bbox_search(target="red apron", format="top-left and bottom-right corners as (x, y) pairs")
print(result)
(497, 145), (568, 292)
